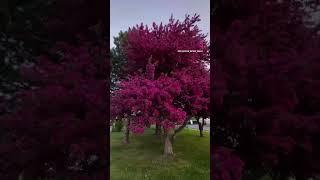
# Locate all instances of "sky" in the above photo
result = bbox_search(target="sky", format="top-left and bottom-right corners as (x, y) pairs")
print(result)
(110, 0), (210, 48)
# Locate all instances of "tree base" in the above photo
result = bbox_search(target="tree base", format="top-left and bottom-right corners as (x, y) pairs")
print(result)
(162, 153), (175, 159)
(163, 128), (174, 155)
(199, 130), (203, 137)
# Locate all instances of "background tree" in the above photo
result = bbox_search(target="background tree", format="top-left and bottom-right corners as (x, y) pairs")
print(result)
(110, 31), (128, 90)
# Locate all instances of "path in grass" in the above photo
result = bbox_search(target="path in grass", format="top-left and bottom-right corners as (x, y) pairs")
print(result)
(110, 128), (210, 180)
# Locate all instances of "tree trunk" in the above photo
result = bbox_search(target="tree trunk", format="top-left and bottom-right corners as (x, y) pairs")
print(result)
(19, 170), (24, 180)
(164, 128), (174, 155)
(197, 117), (204, 137)
(123, 118), (130, 144)
(155, 124), (161, 136)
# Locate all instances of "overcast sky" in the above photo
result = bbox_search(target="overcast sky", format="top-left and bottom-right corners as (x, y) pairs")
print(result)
(110, 0), (210, 48)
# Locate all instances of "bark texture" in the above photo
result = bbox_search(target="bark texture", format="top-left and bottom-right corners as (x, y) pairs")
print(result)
(123, 118), (130, 144)
(164, 128), (175, 155)
(197, 117), (204, 137)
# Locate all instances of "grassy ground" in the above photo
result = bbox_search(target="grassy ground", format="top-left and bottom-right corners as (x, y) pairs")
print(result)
(110, 128), (210, 180)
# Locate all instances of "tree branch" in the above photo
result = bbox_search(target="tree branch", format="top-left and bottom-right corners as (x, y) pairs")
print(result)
(174, 116), (190, 134)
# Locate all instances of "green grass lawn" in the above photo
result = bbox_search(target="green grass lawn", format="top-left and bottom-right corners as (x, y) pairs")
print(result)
(110, 128), (210, 180)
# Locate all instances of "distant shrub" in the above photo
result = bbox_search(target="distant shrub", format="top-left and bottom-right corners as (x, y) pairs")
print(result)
(113, 121), (124, 132)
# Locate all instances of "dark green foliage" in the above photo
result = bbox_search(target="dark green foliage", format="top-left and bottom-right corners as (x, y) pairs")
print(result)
(0, 33), (33, 114)
(0, 0), (54, 115)
(0, 0), (54, 49)
(113, 120), (124, 132)
(110, 31), (128, 90)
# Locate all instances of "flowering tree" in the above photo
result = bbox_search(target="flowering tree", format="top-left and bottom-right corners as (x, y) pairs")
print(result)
(0, 0), (109, 179)
(213, 0), (320, 179)
(112, 74), (186, 154)
(0, 41), (108, 179)
(212, 147), (245, 180)
(172, 66), (210, 137)
(112, 14), (209, 154)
